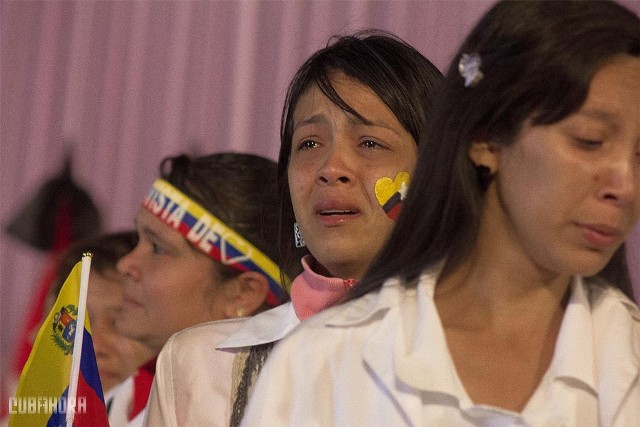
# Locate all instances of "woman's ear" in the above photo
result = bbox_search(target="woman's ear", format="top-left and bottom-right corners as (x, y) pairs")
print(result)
(222, 271), (269, 319)
(468, 139), (500, 174)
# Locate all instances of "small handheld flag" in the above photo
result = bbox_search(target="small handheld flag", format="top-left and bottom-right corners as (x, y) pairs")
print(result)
(8, 254), (109, 427)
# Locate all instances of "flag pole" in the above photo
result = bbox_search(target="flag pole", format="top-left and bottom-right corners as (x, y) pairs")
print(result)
(65, 253), (92, 427)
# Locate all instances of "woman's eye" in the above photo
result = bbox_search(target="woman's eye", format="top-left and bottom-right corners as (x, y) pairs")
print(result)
(297, 139), (318, 150)
(151, 242), (166, 255)
(576, 138), (603, 150)
(361, 139), (386, 150)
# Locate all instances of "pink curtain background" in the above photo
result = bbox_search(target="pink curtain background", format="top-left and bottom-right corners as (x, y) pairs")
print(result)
(2, 0), (639, 387)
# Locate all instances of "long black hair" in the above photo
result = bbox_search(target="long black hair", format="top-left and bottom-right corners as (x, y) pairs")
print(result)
(352, 0), (640, 300)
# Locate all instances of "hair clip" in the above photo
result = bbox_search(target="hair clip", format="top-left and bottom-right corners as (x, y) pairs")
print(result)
(458, 53), (483, 87)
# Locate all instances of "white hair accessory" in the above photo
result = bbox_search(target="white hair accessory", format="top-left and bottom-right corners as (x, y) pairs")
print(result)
(459, 53), (483, 87)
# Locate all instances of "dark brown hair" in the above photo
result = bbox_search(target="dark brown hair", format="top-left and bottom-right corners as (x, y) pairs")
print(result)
(353, 0), (639, 300)
(50, 231), (138, 297)
(160, 152), (288, 296)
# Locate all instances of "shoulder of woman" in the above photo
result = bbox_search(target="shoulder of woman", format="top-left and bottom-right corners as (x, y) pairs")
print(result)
(162, 317), (248, 357)
(584, 277), (640, 364)
(585, 276), (640, 324)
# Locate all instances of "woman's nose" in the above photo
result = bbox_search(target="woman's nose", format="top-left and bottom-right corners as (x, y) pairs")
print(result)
(598, 154), (637, 207)
(116, 246), (141, 281)
(316, 144), (356, 186)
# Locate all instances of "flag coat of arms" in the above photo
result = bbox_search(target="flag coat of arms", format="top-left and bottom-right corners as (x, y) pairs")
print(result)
(9, 260), (109, 427)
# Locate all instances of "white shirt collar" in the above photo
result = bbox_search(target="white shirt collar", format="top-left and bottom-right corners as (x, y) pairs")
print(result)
(217, 302), (299, 349)
(336, 267), (600, 401)
(547, 275), (596, 391)
(317, 264), (639, 424)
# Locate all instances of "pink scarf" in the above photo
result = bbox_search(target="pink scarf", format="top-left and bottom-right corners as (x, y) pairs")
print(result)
(290, 256), (357, 321)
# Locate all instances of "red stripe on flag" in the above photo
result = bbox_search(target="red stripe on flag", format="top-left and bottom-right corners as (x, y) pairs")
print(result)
(72, 374), (109, 426)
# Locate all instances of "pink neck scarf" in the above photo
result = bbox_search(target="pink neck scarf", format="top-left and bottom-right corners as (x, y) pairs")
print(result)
(290, 256), (357, 321)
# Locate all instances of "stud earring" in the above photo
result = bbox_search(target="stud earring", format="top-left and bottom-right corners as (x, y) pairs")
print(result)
(294, 222), (305, 248)
(236, 308), (246, 318)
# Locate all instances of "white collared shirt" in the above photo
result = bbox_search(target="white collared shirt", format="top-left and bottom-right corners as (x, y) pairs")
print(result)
(143, 303), (300, 427)
(218, 301), (300, 349)
(242, 269), (640, 426)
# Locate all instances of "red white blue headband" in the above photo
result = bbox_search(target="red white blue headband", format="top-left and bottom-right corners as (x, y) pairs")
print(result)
(143, 179), (289, 306)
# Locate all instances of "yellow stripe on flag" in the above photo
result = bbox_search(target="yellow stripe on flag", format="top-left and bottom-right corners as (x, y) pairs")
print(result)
(9, 262), (92, 426)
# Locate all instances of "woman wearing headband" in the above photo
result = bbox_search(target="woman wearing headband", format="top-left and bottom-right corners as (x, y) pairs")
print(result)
(114, 152), (288, 425)
(242, 1), (640, 425)
(144, 30), (443, 426)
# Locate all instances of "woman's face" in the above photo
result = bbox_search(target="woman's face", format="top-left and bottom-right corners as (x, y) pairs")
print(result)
(288, 73), (418, 279)
(87, 269), (154, 392)
(486, 55), (640, 278)
(115, 208), (232, 352)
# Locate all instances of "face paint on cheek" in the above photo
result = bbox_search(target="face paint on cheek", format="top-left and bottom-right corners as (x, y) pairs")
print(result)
(374, 172), (410, 220)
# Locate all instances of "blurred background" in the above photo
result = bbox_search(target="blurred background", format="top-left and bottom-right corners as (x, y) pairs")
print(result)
(2, 0), (639, 394)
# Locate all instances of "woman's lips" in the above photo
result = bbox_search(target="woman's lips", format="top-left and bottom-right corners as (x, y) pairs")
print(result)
(314, 200), (360, 226)
(577, 223), (620, 248)
(316, 209), (360, 226)
(122, 294), (143, 308)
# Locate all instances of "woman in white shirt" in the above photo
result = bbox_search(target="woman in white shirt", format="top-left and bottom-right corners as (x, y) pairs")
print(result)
(143, 30), (443, 426)
(113, 152), (290, 426)
(242, 1), (640, 426)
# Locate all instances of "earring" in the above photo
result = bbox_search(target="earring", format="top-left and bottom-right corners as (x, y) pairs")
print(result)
(294, 222), (305, 248)
(236, 308), (246, 318)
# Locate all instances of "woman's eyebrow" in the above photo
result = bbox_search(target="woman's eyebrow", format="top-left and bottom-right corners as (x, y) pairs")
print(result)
(575, 108), (618, 125)
(293, 114), (328, 132)
(351, 116), (402, 136)
(140, 226), (173, 248)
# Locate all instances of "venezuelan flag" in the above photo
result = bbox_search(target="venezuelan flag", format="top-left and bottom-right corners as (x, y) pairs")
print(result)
(9, 260), (109, 427)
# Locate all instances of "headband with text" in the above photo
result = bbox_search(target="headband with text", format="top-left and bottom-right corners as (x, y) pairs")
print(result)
(143, 179), (289, 306)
